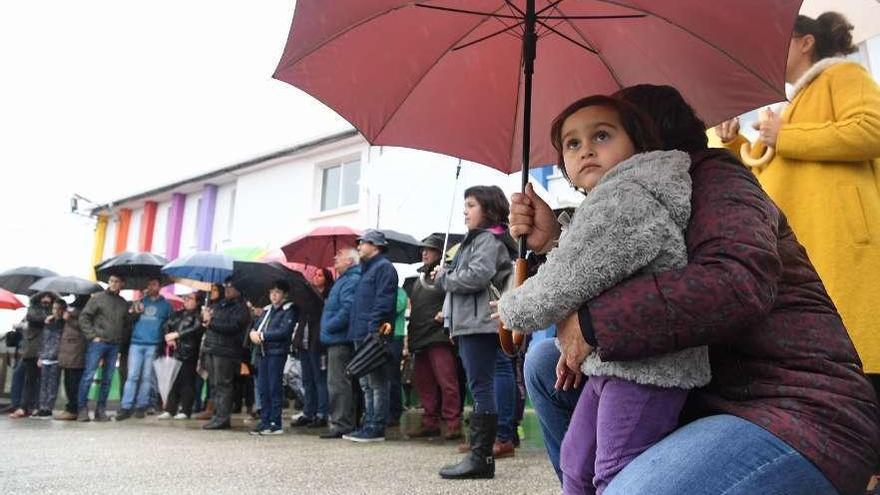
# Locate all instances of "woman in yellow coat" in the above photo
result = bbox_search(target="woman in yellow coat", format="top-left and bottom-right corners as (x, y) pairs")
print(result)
(716, 12), (880, 380)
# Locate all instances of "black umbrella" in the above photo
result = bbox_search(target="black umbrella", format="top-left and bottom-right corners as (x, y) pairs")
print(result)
(230, 261), (319, 309)
(95, 251), (170, 290)
(0, 266), (59, 295)
(29, 276), (103, 296)
(380, 229), (423, 264)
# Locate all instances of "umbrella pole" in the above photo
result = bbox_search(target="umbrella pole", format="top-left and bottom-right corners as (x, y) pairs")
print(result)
(440, 159), (463, 269)
(500, 0), (536, 356)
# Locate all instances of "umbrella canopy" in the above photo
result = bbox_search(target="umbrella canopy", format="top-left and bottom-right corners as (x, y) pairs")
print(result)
(29, 276), (103, 296)
(153, 352), (182, 404)
(0, 288), (24, 310)
(281, 226), (361, 268)
(230, 261), (321, 309)
(274, 0), (800, 175)
(95, 251), (170, 290)
(164, 293), (185, 311)
(162, 251), (234, 289)
(380, 229), (423, 264)
(0, 266), (59, 295)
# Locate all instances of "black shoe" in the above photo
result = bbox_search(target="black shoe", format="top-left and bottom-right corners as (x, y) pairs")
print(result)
(203, 420), (232, 430)
(307, 417), (328, 428)
(133, 408), (145, 419)
(439, 412), (497, 480)
(114, 409), (132, 421)
(319, 428), (350, 439)
(290, 415), (313, 427)
(77, 408), (91, 422)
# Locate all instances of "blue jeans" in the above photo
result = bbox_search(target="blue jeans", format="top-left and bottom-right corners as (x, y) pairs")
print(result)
(524, 339), (837, 494)
(524, 338), (581, 480)
(356, 341), (390, 432)
(494, 349), (517, 442)
(257, 354), (286, 428)
(459, 333), (517, 440)
(300, 347), (328, 420)
(78, 342), (119, 410)
(121, 343), (158, 410)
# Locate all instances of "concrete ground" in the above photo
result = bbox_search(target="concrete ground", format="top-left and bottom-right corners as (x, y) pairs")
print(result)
(0, 412), (559, 495)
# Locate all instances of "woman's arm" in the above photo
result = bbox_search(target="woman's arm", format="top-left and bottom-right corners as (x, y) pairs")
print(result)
(777, 63), (880, 162)
(585, 154), (783, 361)
(436, 234), (502, 294)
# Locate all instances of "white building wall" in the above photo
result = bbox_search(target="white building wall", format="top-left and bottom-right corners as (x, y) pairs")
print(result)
(102, 218), (118, 260)
(126, 207), (143, 252)
(152, 201), (170, 258)
(179, 193), (201, 255)
(211, 183), (237, 253)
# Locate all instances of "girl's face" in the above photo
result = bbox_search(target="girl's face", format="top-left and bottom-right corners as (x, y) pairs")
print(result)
(464, 196), (485, 230)
(561, 105), (636, 191)
(312, 270), (325, 288)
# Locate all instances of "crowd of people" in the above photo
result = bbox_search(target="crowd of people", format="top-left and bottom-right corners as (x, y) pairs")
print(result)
(3, 11), (880, 495)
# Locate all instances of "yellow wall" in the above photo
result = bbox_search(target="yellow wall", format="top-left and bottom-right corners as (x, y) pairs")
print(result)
(90, 214), (108, 280)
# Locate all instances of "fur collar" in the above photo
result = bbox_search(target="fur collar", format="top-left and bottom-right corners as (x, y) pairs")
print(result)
(788, 57), (850, 99)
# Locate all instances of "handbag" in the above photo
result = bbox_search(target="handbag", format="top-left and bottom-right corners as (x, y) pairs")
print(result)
(345, 323), (393, 380)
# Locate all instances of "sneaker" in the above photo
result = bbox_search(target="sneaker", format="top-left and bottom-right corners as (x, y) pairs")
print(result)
(320, 428), (351, 439)
(133, 408), (146, 419)
(344, 428), (385, 443)
(157, 412), (173, 420)
(30, 410), (52, 419)
(250, 423), (270, 436)
(77, 408), (91, 422)
(202, 420), (231, 430)
(93, 409), (110, 422)
(54, 411), (78, 421)
(115, 409), (132, 421)
(173, 413), (189, 420)
(307, 416), (328, 429)
(260, 425), (284, 436)
(290, 415), (313, 428)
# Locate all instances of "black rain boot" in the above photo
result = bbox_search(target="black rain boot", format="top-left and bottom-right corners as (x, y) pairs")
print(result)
(439, 412), (496, 480)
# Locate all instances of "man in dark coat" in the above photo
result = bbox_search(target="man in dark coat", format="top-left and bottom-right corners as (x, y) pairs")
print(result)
(202, 277), (251, 430)
(407, 234), (461, 439)
(343, 230), (399, 443)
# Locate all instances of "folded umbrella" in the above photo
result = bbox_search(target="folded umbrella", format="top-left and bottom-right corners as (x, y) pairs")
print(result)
(95, 251), (170, 290)
(28, 276), (103, 296)
(0, 288), (24, 310)
(153, 347), (183, 405)
(0, 266), (59, 295)
(345, 332), (393, 380)
(162, 251), (234, 290)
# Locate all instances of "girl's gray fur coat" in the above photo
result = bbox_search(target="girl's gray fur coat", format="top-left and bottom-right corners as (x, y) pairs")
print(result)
(497, 150), (710, 388)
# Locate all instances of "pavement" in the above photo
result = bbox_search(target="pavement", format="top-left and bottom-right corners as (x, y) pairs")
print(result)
(0, 412), (560, 495)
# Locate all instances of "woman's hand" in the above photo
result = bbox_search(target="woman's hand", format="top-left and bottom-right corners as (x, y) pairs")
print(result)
(509, 183), (560, 254)
(755, 107), (781, 148)
(714, 118), (740, 143)
(249, 330), (262, 345)
(433, 311), (444, 324)
(431, 265), (445, 279)
(555, 312), (592, 390)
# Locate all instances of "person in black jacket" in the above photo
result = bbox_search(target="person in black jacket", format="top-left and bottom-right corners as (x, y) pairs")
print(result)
(202, 277), (250, 430)
(8, 291), (56, 419)
(159, 292), (205, 420)
(249, 280), (298, 435)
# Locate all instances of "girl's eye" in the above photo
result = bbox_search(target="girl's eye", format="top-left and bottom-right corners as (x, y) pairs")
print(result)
(593, 130), (610, 142)
(564, 138), (580, 151)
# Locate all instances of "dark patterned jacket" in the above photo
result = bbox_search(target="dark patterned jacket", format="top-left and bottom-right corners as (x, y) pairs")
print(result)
(582, 148), (880, 495)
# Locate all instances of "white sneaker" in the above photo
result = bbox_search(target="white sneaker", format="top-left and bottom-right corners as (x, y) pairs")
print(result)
(157, 412), (173, 420)
(173, 413), (188, 420)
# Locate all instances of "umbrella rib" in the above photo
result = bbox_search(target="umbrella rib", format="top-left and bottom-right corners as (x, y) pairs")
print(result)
(373, 2), (515, 142)
(586, 0), (784, 98)
(537, 20), (597, 54)
(415, 3), (521, 20)
(453, 21), (524, 51)
(549, 4), (625, 88)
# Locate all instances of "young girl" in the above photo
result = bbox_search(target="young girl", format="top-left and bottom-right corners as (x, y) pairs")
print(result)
(497, 95), (711, 494)
(434, 185), (517, 480)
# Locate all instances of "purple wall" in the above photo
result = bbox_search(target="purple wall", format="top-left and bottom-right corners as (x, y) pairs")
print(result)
(165, 193), (186, 260)
(196, 184), (218, 251)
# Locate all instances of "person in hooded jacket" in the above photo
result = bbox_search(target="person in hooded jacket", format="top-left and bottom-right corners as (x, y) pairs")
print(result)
(55, 301), (87, 421)
(248, 280), (298, 435)
(9, 291), (56, 418)
(158, 292), (205, 420)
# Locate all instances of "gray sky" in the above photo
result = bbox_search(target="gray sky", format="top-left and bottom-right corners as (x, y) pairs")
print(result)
(0, 0), (350, 280)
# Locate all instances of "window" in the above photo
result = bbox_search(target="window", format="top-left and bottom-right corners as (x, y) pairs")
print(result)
(320, 158), (360, 211)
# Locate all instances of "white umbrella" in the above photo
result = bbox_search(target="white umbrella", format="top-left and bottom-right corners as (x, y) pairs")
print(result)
(153, 350), (182, 405)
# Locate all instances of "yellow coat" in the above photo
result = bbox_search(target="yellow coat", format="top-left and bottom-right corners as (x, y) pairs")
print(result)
(724, 59), (880, 373)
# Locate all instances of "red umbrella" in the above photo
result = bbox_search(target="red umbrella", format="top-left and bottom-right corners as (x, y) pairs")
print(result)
(280, 226), (362, 269)
(0, 288), (24, 310)
(164, 293), (185, 312)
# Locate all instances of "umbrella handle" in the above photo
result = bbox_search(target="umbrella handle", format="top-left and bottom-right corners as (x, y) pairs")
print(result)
(498, 258), (529, 357)
(740, 142), (774, 168)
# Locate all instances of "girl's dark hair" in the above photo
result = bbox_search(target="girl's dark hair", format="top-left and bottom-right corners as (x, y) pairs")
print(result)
(318, 268), (335, 299)
(550, 95), (662, 185)
(614, 84), (708, 153)
(463, 185), (510, 228)
(794, 12), (856, 61)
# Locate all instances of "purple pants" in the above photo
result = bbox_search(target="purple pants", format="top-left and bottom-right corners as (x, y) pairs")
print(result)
(560, 375), (688, 495)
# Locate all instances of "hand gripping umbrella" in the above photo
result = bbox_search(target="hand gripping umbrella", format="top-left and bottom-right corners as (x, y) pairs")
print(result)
(275, 0), (801, 353)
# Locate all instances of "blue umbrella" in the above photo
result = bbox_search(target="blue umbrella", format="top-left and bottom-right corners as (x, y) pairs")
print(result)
(162, 251), (233, 287)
